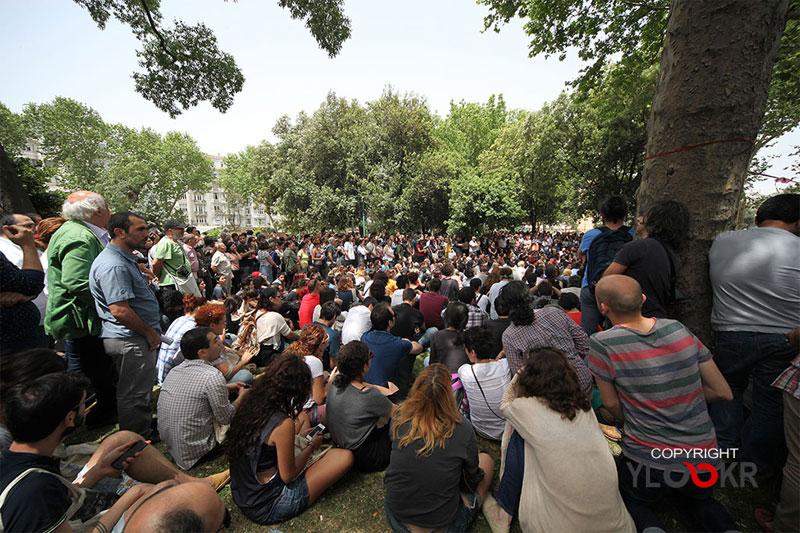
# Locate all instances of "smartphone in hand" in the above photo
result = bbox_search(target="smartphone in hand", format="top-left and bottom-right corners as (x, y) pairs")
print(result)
(111, 440), (148, 470)
(305, 424), (326, 442)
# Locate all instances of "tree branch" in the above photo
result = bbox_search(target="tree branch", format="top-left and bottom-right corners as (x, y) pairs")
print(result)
(139, 0), (180, 64)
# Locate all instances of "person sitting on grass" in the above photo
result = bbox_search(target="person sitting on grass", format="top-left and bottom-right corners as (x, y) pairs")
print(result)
(0, 372), (230, 533)
(284, 323), (330, 426)
(589, 275), (736, 532)
(194, 303), (257, 385)
(457, 326), (510, 441)
(227, 353), (354, 525)
(326, 341), (396, 472)
(482, 348), (634, 533)
(158, 327), (250, 471)
(383, 363), (494, 532)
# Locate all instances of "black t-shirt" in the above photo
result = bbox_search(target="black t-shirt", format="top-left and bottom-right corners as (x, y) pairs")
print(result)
(391, 303), (424, 340)
(612, 237), (679, 319)
(384, 419), (479, 528)
(237, 243), (254, 268)
(428, 329), (469, 373)
(0, 449), (69, 532)
(484, 317), (511, 358)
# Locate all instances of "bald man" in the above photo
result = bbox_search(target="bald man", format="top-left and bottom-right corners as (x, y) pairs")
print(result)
(118, 480), (228, 532)
(45, 191), (118, 427)
(588, 275), (735, 531)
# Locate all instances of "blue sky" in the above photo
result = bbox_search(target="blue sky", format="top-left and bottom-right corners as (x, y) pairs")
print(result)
(1, 0), (796, 192)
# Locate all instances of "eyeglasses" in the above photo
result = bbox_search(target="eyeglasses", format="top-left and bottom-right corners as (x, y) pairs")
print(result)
(71, 392), (96, 412)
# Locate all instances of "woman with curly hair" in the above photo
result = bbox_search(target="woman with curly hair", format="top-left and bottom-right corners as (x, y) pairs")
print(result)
(284, 323), (329, 425)
(227, 353), (353, 525)
(384, 363), (494, 532)
(325, 341), (396, 472)
(482, 347), (633, 533)
(602, 199), (690, 319)
(194, 303), (257, 385)
(156, 293), (206, 384)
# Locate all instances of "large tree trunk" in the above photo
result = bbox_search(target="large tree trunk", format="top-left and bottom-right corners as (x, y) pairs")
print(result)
(638, 0), (789, 345)
(0, 143), (36, 215)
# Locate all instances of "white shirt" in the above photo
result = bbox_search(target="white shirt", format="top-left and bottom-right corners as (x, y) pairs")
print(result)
(390, 288), (405, 307)
(344, 241), (356, 260)
(303, 355), (324, 409)
(84, 221), (110, 245)
(0, 238), (48, 325)
(341, 305), (372, 344)
(457, 359), (510, 440)
(255, 310), (291, 348)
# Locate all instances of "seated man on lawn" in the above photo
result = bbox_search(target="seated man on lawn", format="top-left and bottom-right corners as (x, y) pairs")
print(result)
(589, 275), (737, 532)
(0, 372), (229, 532)
(158, 327), (249, 470)
(363, 303), (423, 400)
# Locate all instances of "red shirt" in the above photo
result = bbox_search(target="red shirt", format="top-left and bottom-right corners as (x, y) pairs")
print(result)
(298, 292), (320, 329)
(419, 292), (449, 330)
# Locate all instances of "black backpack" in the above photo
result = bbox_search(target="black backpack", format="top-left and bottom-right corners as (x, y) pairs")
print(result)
(586, 226), (632, 291)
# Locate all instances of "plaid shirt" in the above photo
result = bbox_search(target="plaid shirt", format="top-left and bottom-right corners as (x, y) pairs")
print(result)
(772, 354), (800, 400)
(501, 306), (592, 391)
(466, 304), (487, 329)
(156, 315), (197, 384)
(157, 359), (235, 470)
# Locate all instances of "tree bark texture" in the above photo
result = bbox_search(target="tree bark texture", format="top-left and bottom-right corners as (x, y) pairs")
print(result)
(0, 143), (36, 215)
(638, 0), (789, 345)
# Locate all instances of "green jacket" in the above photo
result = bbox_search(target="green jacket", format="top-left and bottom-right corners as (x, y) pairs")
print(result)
(44, 220), (104, 339)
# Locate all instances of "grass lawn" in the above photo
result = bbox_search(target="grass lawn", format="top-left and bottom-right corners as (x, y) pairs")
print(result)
(67, 353), (780, 532)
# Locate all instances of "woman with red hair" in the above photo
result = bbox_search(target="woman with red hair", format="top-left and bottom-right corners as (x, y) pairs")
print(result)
(195, 303), (257, 385)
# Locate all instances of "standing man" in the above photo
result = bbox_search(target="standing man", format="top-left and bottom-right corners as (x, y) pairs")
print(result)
(151, 220), (191, 292)
(344, 235), (357, 267)
(282, 240), (298, 288)
(45, 191), (118, 426)
(578, 195), (631, 336)
(90, 212), (162, 438)
(708, 193), (800, 479)
(183, 233), (200, 278)
(210, 242), (232, 295)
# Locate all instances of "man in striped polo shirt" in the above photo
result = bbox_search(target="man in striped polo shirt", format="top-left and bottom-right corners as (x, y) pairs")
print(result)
(589, 275), (736, 532)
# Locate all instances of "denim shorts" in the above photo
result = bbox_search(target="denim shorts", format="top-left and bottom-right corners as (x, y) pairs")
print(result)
(264, 475), (310, 523)
(384, 490), (482, 532)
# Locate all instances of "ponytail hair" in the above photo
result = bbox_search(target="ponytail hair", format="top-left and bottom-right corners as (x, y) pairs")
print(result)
(333, 341), (370, 389)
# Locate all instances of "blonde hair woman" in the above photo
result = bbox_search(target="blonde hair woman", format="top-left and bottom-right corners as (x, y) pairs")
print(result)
(383, 363), (494, 532)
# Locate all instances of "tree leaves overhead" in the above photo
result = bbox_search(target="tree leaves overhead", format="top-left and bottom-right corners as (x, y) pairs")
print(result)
(5, 97), (213, 224)
(72, 0), (351, 116)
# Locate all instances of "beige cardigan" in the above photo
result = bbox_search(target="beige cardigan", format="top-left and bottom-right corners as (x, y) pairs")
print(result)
(500, 376), (635, 533)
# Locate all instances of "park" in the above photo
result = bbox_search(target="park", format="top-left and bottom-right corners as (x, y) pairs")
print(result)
(0, 0), (798, 532)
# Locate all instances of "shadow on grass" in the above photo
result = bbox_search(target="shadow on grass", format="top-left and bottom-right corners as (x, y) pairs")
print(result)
(65, 352), (778, 532)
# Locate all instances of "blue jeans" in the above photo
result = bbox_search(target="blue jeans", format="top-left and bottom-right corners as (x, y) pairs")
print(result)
(259, 265), (273, 283)
(709, 330), (793, 477)
(384, 489), (482, 532)
(263, 475), (310, 523)
(417, 327), (438, 349)
(495, 430), (524, 516)
(617, 455), (737, 532)
(227, 368), (254, 385)
(579, 286), (603, 337)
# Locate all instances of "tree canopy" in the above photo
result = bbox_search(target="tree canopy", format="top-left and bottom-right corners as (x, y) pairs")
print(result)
(72, 0), (351, 116)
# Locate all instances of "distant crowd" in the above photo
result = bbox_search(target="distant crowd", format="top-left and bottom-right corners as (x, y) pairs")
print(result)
(0, 190), (797, 532)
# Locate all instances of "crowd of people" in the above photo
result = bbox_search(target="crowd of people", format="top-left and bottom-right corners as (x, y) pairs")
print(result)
(0, 188), (797, 533)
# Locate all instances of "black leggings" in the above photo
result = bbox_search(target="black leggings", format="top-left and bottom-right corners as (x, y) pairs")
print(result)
(352, 424), (391, 473)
